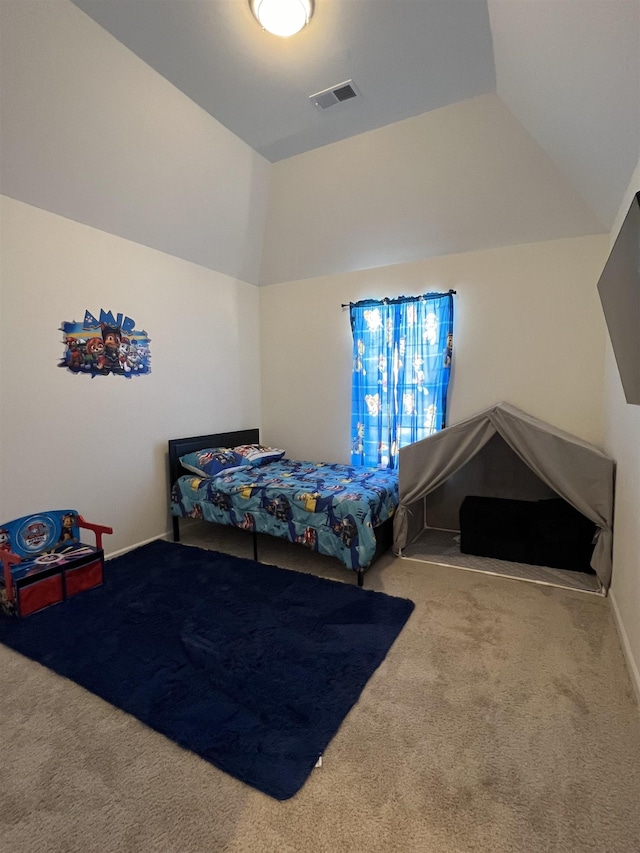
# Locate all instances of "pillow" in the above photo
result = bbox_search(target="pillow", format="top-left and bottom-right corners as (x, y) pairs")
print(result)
(179, 448), (250, 478)
(233, 444), (286, 466)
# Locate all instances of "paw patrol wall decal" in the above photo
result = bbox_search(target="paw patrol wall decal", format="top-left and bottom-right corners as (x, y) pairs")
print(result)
(59, 309), (151, 377)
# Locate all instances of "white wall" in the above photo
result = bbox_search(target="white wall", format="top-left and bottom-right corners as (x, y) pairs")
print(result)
(604, 160), (640, 703)
(0, 0), (270, 285)
(489, 0), (640, 231)
(0, 197), (261, 555)
(261, 93), (603, 285)
(0, 0), (266, 557)
(260, 235), (609, 463)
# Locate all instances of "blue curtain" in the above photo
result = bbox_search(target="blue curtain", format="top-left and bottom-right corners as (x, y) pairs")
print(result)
(350, 292), (454, 468)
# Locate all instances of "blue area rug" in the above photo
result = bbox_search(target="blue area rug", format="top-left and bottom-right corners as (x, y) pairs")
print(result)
(0, 540), (414, 800)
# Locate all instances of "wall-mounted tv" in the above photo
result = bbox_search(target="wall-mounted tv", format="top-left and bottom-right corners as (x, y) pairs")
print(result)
(596, 190), (640, 406)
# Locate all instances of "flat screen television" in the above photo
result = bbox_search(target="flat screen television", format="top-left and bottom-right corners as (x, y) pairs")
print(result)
(596, 190), (640, 405)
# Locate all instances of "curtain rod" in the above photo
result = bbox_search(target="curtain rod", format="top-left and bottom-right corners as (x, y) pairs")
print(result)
(341, 289), (456, 308)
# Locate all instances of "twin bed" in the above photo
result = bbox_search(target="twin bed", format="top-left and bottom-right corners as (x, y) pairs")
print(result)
(169, 429), (398, 585)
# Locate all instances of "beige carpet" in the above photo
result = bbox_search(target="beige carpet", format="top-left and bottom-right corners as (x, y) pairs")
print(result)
(1, 522), (639, 853)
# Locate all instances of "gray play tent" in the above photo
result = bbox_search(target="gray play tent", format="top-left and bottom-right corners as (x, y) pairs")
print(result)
(393, 402), (615, 588)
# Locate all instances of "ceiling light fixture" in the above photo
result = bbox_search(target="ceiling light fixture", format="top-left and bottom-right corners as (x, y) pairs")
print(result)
(249, 0), (314, 38)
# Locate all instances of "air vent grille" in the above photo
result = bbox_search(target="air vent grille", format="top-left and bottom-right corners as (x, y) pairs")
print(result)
(333, 84), (357, 102)
(310, 80), (359, 110)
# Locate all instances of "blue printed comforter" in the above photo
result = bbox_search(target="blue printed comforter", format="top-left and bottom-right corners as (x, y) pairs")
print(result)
(170, 459), (398, 570)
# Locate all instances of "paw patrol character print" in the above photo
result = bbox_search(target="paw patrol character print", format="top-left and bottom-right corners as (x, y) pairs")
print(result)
(238, 512), (255, 531)
(424, 403), (437, 433)
(209, 491), (231, 512)
(403, 391), (416, 415)
(295, 527), (317, 550)
(61, 312), (151, 378)
(118, 338), (132, 372)
(363, 308), (383, 333)
(64, 337), (83, 370)
(127, 341), (142, 371)
(59, 512), (77, 544)
(365, 393), (380, 417)
(299, 492), (320, 512)
(333, 517), (358, 547)
(101, 324), (122, 372)
(135, 343), (151, 367)
(353, 339), (365, 374)
(264, 495), (292, 522)
(0, 527), (10, 551)
(84, 337), (106, 371)
(423, 312), (438, 346)
(351, 422), (365, 456)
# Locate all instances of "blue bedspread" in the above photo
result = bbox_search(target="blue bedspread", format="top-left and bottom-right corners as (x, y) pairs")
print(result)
(170, 459), (398, 570)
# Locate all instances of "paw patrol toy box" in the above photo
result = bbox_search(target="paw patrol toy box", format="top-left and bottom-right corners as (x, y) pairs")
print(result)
(0, 510), (112, 617)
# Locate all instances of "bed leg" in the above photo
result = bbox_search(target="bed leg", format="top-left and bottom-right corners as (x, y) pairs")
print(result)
(252, 531), (258, 562)
(357, 570), (364, 588)
(172, 517), (181, 542)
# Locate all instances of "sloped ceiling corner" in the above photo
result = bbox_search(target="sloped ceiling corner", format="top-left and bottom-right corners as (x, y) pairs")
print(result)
(489, 0), (640, 230)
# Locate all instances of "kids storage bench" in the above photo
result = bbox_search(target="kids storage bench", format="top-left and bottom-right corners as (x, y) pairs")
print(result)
(0, 510), (112, 617)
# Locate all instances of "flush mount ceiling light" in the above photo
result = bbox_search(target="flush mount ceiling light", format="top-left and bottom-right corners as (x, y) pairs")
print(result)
(250, 0), (314, 37)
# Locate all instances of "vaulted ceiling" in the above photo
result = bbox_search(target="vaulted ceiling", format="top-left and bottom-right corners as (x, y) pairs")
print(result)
(72, 0), (639, 232)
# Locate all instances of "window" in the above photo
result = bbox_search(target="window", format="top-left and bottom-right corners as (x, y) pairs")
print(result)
(350, 291), (454, 468)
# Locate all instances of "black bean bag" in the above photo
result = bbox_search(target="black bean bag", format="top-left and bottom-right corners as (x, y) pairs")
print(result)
(459, 496), (596, 573)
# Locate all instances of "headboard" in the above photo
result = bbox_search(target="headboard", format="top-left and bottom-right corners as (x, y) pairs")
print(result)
(168, 429), (260, 487)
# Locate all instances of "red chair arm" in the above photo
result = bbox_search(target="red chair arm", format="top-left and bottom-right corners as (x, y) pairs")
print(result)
(77, 515), (113, 551)
(0, 549), (22, 604)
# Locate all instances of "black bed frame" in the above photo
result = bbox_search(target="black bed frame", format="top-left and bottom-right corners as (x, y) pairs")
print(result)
(167, 428), (394, 586)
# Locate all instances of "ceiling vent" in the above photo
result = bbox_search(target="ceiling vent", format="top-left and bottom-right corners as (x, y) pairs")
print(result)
(309, 80), (359, 109)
